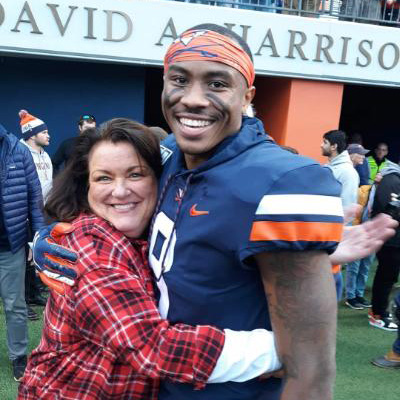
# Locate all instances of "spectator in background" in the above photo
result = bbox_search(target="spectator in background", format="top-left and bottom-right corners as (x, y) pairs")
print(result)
(322, 130), (359, 300)
(52, 114), (96, 174)
(348, 133), (370, 185)
(368, 142), (389, 184)
(322, 130), (359, 209)
(347, 143), (369, 171)
(345, 143), (374, 310)
(0, 122), (44, 381)
(18, 110), (51, 315)
(382, 0), (400, 26)
(19, 110), (52, 201)
(369, 163), (400, 331)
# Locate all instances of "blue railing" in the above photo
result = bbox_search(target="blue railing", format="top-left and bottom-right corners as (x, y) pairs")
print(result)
(168, 0), (400, 26)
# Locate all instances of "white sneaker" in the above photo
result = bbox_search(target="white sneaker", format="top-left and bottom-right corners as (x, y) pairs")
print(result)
(369, 312), (398, 332)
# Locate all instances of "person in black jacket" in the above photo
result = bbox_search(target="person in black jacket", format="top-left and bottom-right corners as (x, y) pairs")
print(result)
(52, 114), (96, 174)
(369, 162), (400, 331)
(0, 123), (44, 381)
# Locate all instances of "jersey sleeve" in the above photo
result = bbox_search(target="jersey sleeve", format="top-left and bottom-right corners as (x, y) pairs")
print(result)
(239, 164), (344, 262)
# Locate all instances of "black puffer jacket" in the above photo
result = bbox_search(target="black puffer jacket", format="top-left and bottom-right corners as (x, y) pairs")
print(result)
(0, 124), (44, 253)
(372, 166), (400, 248)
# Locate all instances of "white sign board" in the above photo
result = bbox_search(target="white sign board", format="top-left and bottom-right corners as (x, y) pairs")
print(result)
(0, 0), (399, 86)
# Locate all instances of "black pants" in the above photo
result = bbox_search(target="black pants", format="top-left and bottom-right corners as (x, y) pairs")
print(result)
(371, 246), (400, 317)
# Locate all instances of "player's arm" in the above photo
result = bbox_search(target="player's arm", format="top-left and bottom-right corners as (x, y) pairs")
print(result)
(241, 163), (342, 398)
(255, 250), (336, 400)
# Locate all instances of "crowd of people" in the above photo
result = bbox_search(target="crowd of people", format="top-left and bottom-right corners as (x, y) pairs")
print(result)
(0, 22), (399, 400)
(320, 131), (400, 368)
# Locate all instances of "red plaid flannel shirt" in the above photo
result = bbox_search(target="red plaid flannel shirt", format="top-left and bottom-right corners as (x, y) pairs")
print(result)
(19, 214), (225, 400)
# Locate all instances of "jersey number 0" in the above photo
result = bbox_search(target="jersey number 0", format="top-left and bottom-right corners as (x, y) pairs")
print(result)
(149, 212), (176, 318)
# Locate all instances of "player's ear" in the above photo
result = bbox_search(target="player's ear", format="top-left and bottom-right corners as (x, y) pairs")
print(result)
(242, 86), (256, 115)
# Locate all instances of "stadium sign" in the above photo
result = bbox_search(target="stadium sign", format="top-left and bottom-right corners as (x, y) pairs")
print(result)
(0, 0), (399, 86)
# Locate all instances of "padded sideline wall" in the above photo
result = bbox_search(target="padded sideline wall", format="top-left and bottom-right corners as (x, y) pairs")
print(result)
(0, 56), (145, 156)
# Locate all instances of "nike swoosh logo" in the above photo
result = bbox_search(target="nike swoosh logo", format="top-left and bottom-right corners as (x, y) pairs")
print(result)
(190, 204), (209, 216)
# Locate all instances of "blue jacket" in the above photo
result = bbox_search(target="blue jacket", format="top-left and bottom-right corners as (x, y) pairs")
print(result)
(0, 124), (44, 253)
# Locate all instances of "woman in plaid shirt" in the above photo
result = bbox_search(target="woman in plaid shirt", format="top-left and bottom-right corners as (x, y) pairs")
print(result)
(19, 119), (279, 400)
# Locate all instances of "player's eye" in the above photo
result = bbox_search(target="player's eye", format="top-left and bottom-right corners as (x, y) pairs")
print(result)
(209, 81), (227, 89)
(172, 76), (187, 85)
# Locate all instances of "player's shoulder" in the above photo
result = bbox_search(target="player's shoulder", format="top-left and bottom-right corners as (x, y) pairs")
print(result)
(229, 143), (341, 210)
(245, 140), (335, 186)
(256, 141), (314, 168)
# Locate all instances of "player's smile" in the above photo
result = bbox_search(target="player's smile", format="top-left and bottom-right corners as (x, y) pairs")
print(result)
(175, 113), (217, 140)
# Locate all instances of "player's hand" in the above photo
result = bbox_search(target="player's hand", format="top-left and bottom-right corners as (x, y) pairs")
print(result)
(330, 213), (397, 265)
(32, 223), (78, 294)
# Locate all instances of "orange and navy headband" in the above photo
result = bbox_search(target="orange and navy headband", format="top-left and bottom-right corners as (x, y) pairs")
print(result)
(164, 29), (255, 87)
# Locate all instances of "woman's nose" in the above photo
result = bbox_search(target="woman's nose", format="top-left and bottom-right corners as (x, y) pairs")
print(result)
(112, 181), (131, 197)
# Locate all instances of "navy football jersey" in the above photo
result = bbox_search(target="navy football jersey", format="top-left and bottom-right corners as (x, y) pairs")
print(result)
(149, 117), (343, 400)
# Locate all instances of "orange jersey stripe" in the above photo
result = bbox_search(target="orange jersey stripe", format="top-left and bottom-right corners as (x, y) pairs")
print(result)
(250, 221), (343, 243)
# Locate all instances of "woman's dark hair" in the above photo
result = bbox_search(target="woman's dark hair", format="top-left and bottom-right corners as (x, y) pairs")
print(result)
(45, 118), (162, 222)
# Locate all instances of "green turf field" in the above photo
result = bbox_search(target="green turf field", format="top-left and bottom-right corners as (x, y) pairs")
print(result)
(0, 270), (398, 399)
(0, 305), (43, 399)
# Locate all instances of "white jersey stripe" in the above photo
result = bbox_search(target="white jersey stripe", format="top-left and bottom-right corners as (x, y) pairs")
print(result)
(255, 195), (344, 216)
